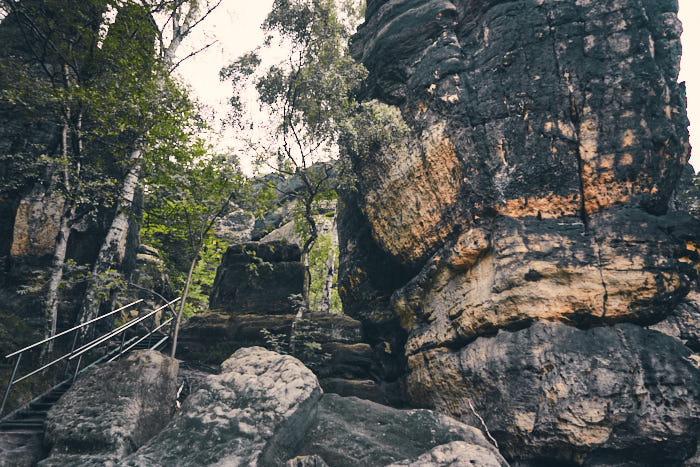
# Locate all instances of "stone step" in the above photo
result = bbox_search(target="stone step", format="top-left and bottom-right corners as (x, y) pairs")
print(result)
(0, 421), (44, 430)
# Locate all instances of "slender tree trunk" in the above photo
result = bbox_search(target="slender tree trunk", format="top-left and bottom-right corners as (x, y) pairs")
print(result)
(41, 118), (75, 359)
(77, 148), (142, 337)
(301, 249), (311, 307)
(319, 213), (337, 313)
(170, 243), (201, 358)
(42, 211), (72, 356)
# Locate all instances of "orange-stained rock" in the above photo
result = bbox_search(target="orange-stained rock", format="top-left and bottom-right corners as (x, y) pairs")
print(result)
(10, 185), (64, 259)
(356, 122), (462, 266)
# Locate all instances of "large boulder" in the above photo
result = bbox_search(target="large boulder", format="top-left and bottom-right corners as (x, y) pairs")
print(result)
(39, 350), (178, 466)
(407, 322), (700, 465)
(176, 310), (401, 404)
(209, 241), (304, 315)
(176, 312), (296, 363)
(122, 347), (323, 466)
(387, 441), (506, 467)
(294, 393), (507, 466)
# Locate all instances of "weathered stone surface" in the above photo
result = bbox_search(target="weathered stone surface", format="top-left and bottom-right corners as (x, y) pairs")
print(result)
(123, 347), (322, 466)
(407, 322), (700, 465)
(39, 350), (178, 466)
(286, 454), (329, 467)
(387, 441), (505, 467)
(0, 432), (44, 467)
(395, 207), (699, 355)
(336, 191), (411, 402)
(650, 290), (700, 351)
(176, 309), (396, 402)
(339, 0), (698, 465)
(176, 312), (296, 363)
(10, 184), (65, 260)
(209, 240), (303, 315)
(350, 0), (689, 267)
(296, 312), (364, 345)
(294, 393), (507, 466)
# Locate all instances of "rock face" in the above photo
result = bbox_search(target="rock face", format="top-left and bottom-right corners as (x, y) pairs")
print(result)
(123, 347), (322, 466)
(123, 348), (505, 466)
(350, 0), (689, 268)
(650, 290), (700, 352)
(394, 207), (698, 357)
(209, 241), (304, 315)
(340, 0), (700, 464)
(40, 350), (178, 466)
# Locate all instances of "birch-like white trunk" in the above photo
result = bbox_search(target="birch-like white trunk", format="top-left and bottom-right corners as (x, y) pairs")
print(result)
(77, 148), (142, 335)
(41, 118), (74, 358)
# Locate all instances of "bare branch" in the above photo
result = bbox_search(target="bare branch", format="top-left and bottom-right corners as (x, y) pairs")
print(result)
(169, 39), (218, 73)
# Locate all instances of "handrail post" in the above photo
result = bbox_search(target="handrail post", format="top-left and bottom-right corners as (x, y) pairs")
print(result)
(117, 330), (127, 361)
(1, 353), (22, 417)
(64, 331), (80, 378)
(72, 354), (83, 383)
(148, 313), (155, 349)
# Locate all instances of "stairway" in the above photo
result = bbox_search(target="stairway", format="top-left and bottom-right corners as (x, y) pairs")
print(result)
(0, 333), (169, 465)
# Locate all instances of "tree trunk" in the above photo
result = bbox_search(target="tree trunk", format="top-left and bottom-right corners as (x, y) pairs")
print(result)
(319, 213), (337, 313)
(170, 243), (200, 358)
(301, 249), (311, 307)
(41, 118), (74, 359)
(41, 211), (72, 357)
(77, 148), (142, 337)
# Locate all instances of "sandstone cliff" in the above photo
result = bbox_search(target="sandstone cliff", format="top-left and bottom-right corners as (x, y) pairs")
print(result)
(339, 0), (700, 464)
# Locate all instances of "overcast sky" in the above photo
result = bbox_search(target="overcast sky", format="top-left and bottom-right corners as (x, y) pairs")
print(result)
(175, 0), (700, 172)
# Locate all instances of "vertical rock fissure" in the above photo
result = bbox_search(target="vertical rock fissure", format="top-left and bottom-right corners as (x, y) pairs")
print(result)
(569, 91), (590, 230)
(547, 9), (589, 230)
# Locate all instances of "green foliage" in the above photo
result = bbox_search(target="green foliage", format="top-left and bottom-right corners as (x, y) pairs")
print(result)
(308, 232), (341, 313)
(181, 237), (229, 319)
(260, 321), (332, 371)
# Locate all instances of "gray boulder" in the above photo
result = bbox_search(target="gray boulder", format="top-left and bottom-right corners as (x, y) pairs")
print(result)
(294, 393), (507, 466)
(122, 346), (322, 466)
(39, 350), (178, 466)
(387, 441), (506, 467)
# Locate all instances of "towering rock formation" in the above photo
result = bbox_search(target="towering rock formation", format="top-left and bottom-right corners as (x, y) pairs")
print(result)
(341, 0), (700, 464)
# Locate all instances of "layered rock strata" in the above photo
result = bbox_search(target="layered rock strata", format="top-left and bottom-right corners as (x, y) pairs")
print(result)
(209, 241), (304, 315)
(341, 0), (700, 464)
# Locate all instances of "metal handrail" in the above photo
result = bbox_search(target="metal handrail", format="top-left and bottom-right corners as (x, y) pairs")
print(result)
(107, 316), (174, 363)
(1, 296), (180, 417)
(68, 298), (180, 360)
(5, 299), (144, 359)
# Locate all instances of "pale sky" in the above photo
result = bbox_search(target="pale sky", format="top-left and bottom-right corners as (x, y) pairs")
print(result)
(176, 0), (700, 173)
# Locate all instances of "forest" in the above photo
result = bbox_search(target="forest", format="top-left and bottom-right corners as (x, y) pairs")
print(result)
(0, 0), (374, 358)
